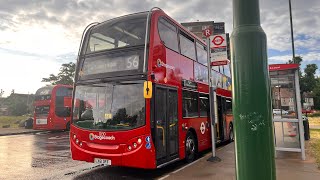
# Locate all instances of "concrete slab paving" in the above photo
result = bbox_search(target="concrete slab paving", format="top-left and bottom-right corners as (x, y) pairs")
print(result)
(163, 143), (320, 180)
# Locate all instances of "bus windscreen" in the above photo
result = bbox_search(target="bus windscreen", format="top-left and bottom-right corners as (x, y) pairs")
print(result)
(72, 81), (145, 131)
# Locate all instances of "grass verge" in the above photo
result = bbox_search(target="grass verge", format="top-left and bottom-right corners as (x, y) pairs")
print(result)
(308, 129), (320, 169)
(0, 116), (27, 128)
(308, 117), (320, 126)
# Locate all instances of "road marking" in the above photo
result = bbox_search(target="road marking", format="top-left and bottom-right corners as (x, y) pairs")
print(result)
(158, 175), (170, 180)
(171, 153), (208, 174)
(159, 145), (227, 180)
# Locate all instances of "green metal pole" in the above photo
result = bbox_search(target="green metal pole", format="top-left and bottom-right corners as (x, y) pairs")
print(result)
(231, 0), (276, 180)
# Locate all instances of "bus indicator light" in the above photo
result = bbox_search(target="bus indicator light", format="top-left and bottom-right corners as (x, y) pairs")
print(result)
(143, 81), (152, 99)
(145, 136), (151, 142)
(145, 143), (151, 149)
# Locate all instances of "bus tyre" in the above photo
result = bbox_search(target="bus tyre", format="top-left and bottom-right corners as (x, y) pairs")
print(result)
(229, 124), (234, 142)
(185, 131), (197, 163)
(66, 122), (70, 131)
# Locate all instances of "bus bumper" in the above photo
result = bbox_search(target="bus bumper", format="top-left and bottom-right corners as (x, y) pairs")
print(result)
(70, 135), (157, 169)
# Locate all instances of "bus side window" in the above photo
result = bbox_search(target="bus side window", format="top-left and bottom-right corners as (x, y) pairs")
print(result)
(196, 42), (207, 66)
(199, 93), (209, 117)
(56, 87), (71, 117)
(179, 31), (196, 61)
(226, 99), (232, 115)
(182, 90), (198, 118)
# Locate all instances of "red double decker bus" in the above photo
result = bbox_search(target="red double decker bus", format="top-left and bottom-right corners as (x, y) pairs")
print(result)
(34, 85), (73, 130)
(70, 8), (233, 169)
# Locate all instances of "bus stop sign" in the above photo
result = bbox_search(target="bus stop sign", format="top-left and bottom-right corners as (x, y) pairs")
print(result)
(203, 28), (212, 38)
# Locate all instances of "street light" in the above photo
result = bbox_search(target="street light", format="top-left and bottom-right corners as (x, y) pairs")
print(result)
(289, 0), (296, 63)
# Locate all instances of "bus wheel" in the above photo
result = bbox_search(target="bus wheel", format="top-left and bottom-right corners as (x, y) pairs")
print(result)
(66, 122), (70, 131)
(229, 124), (234, 142)
(185, 131), (197, 163)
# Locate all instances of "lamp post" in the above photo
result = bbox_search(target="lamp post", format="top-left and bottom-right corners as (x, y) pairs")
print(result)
(231, 0), (276, 179)
(289, 0), (296, 63)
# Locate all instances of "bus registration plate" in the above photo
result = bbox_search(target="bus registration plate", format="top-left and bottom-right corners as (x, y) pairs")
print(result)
(94, 158), (111, 166)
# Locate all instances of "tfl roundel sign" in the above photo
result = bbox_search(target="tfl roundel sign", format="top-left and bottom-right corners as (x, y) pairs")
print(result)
(210, 34), (227, 48)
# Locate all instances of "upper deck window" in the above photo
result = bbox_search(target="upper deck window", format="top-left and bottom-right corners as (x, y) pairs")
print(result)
(86, 13), (147, 53)
(196, 42), (208, 66)
(158, 18), (179, 52)
(35, 86), (53, 100)
(179, 31), (196, 60)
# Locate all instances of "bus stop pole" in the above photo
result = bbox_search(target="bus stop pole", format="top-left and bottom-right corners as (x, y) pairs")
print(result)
(295, 70), (306, 160)
(206, 37), (221, 162)
(231, 0), (276, 179)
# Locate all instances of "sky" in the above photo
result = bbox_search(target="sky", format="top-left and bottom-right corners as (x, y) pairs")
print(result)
(0, 0), (319, 97)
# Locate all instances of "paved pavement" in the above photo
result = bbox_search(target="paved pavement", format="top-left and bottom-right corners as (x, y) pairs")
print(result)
(162, 143), (320, 180)
(0, 128), (47, 136)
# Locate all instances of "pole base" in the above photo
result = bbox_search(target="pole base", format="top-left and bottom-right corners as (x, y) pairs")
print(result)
(207, 156), (221, 162)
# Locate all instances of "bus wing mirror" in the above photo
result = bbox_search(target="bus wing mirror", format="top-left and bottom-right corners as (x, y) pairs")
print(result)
(144, 81), (152, 99)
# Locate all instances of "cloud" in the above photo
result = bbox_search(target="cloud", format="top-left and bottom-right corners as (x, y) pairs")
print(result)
(269, 52), (320, 62)
(0, 0), (319, 95)
(0, 52), (61, 97)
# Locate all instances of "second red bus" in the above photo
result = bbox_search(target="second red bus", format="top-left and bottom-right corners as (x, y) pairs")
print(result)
(34, 84), (73, 130)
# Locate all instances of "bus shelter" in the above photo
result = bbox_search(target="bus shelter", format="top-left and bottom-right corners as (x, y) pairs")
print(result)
(269, 64), (305, 160)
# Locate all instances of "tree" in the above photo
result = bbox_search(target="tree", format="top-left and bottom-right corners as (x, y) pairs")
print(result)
(9, 102), (28, 116)
(313, 79), (320, 109)
(0, 89), (4, 97)
(288, 56), (303, 65)
(42, 62), (75, 85)
(300, 64), (318, 93)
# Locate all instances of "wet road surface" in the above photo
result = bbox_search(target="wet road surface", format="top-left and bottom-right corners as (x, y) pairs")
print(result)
(0, 131), (97, 180)
(0, 131), (216, 180)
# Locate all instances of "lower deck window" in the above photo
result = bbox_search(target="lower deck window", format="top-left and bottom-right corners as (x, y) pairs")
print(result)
(182, 91), (198, 117)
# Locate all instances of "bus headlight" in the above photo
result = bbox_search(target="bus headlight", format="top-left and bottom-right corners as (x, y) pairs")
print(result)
(76, 139), (79, 144)
(133, 143), (137, 148)
(137, 138), (142, 144)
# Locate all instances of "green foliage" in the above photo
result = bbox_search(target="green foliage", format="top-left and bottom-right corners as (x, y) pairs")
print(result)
(2, 94), (34, 116)
(300, 64), (318, 93)
(9, 103), (28, 116)
(42, 62), (75, 85)
(291, 56), (320, 109)
(308, 112), (320, 117)
(313, 79), (320, 110)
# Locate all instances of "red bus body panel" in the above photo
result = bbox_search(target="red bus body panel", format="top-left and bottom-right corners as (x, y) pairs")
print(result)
(70, 10), (232, 169)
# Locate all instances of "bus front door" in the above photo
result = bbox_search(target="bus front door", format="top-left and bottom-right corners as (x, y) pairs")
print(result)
(154, 86), (179, 166)
(216, 96), (226, 142)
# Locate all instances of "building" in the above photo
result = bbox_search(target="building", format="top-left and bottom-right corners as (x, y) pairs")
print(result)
(302, 92), (314, 110)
